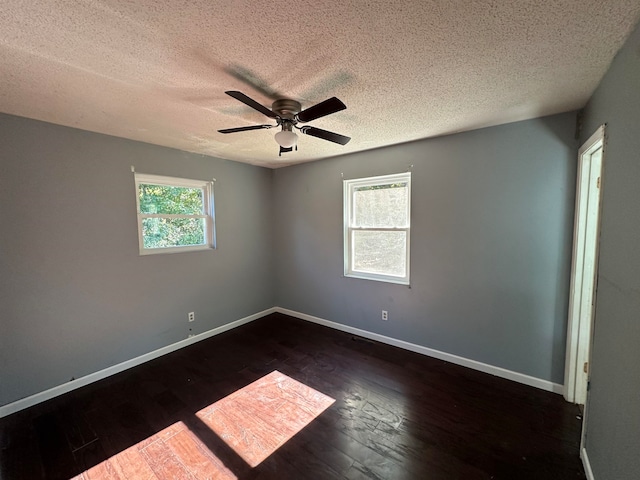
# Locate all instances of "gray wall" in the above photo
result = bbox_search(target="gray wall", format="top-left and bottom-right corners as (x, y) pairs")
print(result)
(273, 113), (577, 384)
(0, 114), (274, 407)
(0, 109), (579, 408)
(579, 20), (640, 480)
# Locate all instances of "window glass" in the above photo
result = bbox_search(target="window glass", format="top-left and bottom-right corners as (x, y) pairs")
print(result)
(352, 230), (407, 276)
(353, 183), (409, 227)
(141, 217), (206, 249)
(139, 184), (203, 215)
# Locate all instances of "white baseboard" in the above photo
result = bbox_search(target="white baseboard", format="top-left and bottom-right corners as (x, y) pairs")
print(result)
(0, 308), (277, 419)
(581, 448), (595, 480)
(276, 307), (564, 395)
(0, 305), (564, 419)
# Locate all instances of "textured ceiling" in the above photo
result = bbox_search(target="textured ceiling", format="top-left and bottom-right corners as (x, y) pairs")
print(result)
(1, 1), (639, 168)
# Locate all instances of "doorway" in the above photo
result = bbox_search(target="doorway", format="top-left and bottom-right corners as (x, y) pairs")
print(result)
(564, 125), (605, 405)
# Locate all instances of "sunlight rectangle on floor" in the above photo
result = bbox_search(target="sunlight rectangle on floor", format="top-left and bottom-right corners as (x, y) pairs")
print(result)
(70, 421), (236, 480)
(197, 370), (335, 467)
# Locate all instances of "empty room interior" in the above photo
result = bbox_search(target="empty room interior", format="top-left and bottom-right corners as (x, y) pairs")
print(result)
(1, 1), (639, 479)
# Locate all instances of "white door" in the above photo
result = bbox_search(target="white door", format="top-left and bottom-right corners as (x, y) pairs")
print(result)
(564, 125), (605, 405)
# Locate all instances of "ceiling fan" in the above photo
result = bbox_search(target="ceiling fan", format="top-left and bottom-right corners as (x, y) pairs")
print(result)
(218, 91), (351, 156)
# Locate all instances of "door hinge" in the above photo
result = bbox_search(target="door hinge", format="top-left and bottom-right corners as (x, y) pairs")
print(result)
(597, 177), (601, 189)
(587, 380), (591, 391)
(583, 362), (589, 373)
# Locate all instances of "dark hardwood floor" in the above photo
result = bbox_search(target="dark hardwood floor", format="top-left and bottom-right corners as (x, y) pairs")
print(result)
(0, 313), (585, 479)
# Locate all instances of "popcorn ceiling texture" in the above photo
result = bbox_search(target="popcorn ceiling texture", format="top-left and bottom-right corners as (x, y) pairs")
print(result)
(1, 0), (639, 168)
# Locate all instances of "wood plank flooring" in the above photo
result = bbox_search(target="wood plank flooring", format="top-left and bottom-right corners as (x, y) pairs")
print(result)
(0, 313), (586, 479)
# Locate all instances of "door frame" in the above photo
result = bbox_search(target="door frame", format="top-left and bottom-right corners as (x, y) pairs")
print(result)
(563, 124), (605, 405)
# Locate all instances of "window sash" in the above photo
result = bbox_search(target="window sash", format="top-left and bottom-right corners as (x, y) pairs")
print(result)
(346, 227), (411, 282)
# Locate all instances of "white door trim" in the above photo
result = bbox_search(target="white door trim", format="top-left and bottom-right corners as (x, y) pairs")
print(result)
(564, 125), (605, 405)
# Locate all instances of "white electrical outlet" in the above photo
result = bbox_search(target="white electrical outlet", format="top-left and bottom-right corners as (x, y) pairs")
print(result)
(188, 312), (195, 322)
(382, 310), (388, 321)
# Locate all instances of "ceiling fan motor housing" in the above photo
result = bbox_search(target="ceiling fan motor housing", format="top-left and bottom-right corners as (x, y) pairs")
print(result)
(272, 99), (301, 120)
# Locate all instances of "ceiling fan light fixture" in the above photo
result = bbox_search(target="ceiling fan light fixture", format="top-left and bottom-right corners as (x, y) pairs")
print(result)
(275, 129), (298, 148)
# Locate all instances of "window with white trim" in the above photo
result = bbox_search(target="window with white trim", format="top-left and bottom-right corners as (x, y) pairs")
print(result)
(134, 173), (215, 255)
(344, 172), (411, 284)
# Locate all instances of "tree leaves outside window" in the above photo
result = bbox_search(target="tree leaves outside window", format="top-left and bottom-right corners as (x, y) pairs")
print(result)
(135, 174), (215, 254)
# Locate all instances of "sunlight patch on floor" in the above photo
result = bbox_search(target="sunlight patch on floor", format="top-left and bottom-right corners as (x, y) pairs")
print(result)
(71, 420), (237, 480)
(69, 371), (334, 478)
(196, 370), (335, 467)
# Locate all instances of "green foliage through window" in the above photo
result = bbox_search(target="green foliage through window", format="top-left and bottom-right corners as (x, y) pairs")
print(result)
(139, 184), (203, 215)
(135, 174), (214, 253)
(354, 182), (407, 191)
(141, 217), (206, 249)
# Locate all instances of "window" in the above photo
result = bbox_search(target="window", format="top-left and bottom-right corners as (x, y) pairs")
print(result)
(134, 173), (215, 255)
(344, 172), (411, 284)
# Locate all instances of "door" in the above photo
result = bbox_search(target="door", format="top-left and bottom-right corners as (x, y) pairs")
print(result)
(564, 125), (605, 405)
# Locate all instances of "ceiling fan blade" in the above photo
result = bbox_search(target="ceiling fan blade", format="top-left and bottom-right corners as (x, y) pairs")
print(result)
(296, 97), (346, 123)
(218, 124), (275, 134)
(225, 91), (277, 118)
(300, 126), (351, 145)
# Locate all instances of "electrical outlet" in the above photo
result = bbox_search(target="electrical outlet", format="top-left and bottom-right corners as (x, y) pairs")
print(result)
(382, 310), (388, 321)
(188, 312), (195, 322)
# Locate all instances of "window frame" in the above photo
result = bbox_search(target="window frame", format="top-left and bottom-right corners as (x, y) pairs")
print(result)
(343, 172), (411, 285)
(134, 173), (216, 255)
